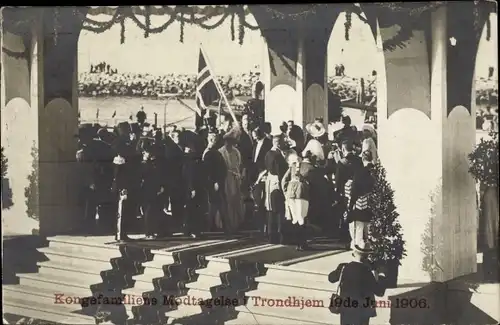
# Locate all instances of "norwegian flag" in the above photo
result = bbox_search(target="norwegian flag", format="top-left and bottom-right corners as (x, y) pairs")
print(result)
(196, 48), (222, 128)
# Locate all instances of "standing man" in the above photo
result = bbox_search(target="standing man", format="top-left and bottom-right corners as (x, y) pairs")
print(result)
(112, 141), (136, 242)
(202, 131), (228, 232)
(182, 144), (204, 238)
(335, 140), (364, 248)
(140, 141), (165, 239)
(250, 127), (272, 232)
(164, 130), (185, 233)
(262, 135), (288, 243)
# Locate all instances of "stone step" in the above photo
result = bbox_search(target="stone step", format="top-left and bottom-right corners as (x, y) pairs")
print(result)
(235, 303), (334, 324)
(47, 237), (122, 259)
(3, 296), (96, 324)
(262, 266), (332, 285)
(142, 254), (176, 269)
(3, 286), (82, 312)
(18, 272), (93, 295)
(164, 289), (214, 319)
(3, 284), (93, 304)
(249, 282), (332, 300)
(37, 260), (104, 283)
(185, 274), (223, 291)
(195, 260), (232, 276)
(137, 266), (170, 280)
(255, 275), (336, 292)
(245, 287), (331, 304)
(225, 309), (324, 325)
(38, 246), (114, 270)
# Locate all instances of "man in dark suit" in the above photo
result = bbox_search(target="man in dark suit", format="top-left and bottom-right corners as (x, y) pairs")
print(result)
(328, 244), (386, 325)
(112, 138), (138, 242)
(140, 139), (166, 239)
(250, 127), (272, 232)
(202, 131), (227, 232)
(164, 130), (185, 233)
(182, 144), (204, 238)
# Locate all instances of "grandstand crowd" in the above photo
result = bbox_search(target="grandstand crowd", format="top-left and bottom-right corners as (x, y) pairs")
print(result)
(79, 63), (498, 129)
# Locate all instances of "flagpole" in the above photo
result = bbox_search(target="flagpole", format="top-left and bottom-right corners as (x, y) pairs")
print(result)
(163, 101), (167, 134)
(217, 98), (223, 128)
(199, 44), (238, 126)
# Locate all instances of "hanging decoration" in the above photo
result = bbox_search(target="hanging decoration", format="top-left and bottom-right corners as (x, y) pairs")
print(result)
(120, 17), (125, 44)
(261, 5), (321, 21)
(344, 11), (352, 41)
(180, 11), (185, 43)
(144, 6), (151, 38)
(53, 7), (60, 45)
(1, 4), (494, 52)
(237, 7), (246, 45)
(230, 12), (235, 42)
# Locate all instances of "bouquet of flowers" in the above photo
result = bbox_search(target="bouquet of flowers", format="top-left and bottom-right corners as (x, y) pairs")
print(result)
(468, 130), (499, 187)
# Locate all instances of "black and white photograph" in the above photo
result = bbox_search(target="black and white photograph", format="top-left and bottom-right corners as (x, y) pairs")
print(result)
(1, 4), (498, 325)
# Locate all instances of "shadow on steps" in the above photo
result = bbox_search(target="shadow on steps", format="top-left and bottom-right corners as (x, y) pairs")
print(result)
(79, 244), (154, 324)
(2, 235), (49, 285)
(165, 259), (268, 325)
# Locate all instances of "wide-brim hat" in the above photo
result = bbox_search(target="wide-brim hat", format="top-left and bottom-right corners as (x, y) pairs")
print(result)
(362, 124), (377, 138)
(353, 244), (374, 255)
(305, 122), (326, 138)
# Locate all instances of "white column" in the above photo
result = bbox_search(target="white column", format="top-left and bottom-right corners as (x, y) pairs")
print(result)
(377, 6), (478, 283)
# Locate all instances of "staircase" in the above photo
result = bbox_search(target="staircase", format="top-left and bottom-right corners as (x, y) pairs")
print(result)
(231, 265), (338, 324)
(3, 236), (123, 324)
(3, 234), (346, 325)
(123, 238), (266, 324)
(163, 245), (269, 325)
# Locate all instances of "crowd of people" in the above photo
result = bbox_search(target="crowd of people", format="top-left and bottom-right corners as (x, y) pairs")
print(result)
(78, 70), (378, 106)
(79, 67), (498, 125)
(79, 70), (262, 101)
(76, 108), (379, 252)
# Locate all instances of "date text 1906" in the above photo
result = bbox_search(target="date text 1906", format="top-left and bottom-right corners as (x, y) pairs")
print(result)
(330, 297), (429, 309)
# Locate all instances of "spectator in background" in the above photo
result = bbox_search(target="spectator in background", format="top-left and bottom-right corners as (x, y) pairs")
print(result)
(488, 66), (494, 79)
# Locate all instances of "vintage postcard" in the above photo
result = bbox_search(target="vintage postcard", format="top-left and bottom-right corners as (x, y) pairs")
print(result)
(1, 4), (498, 325)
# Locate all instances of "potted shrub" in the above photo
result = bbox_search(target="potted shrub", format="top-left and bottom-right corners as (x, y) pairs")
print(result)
(468, 129), (498, 281)
(367, 161), (406, 288)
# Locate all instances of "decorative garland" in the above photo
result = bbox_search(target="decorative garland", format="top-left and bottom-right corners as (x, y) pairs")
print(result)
(382, 24), (415, 52)
(120, 18), (125, 44)
(344, 11), (352, 41)
(230, 13), (235, 41)
(144, 6), (151, 38)
(237, 7), (246, 45)
(0, 4), (493, 53)
(261, 5), (321, 21)
(53, 7), (60, 45)
(180, 12), (185, 43)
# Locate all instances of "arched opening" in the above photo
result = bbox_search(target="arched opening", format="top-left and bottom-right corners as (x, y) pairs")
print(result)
(77, 7), (267, 131)
(327, 8), (380, 135)
(473, 11), (498, 264)
(475, 11), (498, 135)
